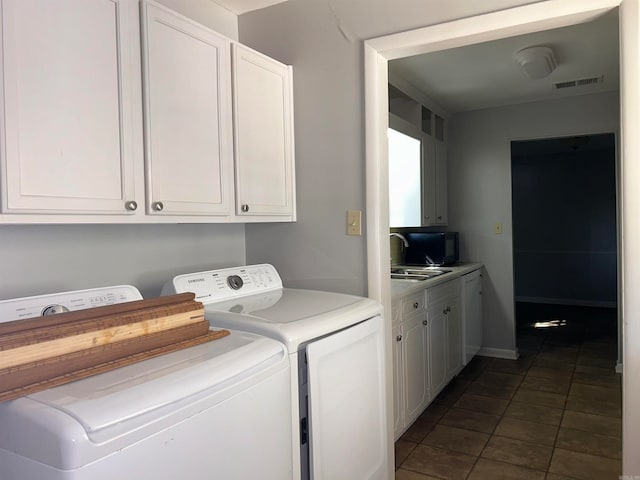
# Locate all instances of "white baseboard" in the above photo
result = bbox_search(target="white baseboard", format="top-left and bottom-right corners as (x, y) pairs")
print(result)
(477, 347), (519, 360)
(515, 296), (616, 308)
(616, 362), (623, 373)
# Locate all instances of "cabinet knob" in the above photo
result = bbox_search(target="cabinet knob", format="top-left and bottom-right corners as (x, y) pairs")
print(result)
(413, 302), (419, 309)
(443, 308), (448, 315)
(396, 335), (402, 342)
(447, 306), (452, 313)
(437, 215), (442, 220)
(241, 204), (250, 213)
(153, 201), (164, 212)
(124, 200), (137, 211)
(422, 320), (428, 326)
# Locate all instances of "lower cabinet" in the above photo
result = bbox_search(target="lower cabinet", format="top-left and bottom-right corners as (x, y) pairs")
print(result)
(393, 302), (429, 439)
(393, 277), (464, 440)
(446, 299), (463, 378)
(426, 301), (447, 397)
(392, 324), (404, 437)
(462, 269), (483, 364)
(403, 315), (430, 425)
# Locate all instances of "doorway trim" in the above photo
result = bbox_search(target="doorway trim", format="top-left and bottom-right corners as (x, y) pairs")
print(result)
(364, 0), (639, 474)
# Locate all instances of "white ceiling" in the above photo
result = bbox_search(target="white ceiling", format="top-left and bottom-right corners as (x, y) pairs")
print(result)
(389, 10), (620, 113)
(211, 0), (287, 15)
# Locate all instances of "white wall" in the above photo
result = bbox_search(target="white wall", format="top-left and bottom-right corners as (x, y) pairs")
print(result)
(155, 0), (239, 39)
(0, 1), (243, 303)
(448, 91), (620, 353)
(239, 0), (538, 295)
(0, 224), (246, 300)
(240, 0), (368, 295)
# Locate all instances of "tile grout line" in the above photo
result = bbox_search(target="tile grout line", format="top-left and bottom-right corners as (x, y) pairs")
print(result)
(464, 355), (531, 479)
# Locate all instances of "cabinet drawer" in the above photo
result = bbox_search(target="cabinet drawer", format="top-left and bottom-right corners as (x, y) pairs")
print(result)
(402, 291), (426, 317)
(427, 278), (461, 303)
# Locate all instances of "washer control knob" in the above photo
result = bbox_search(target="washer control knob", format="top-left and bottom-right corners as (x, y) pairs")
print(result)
(41, 304), (70, 316)
(227, 275), (244, 290)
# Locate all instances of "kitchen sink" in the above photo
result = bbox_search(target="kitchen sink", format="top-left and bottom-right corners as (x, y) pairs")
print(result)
(390, 266), (452, 281)
(390, 273), (431, 281)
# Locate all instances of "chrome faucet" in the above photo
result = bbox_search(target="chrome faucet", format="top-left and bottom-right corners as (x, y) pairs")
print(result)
(389, 232), (409, 248)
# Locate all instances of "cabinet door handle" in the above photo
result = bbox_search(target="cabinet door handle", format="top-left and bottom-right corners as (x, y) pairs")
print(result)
(413, 302), (419, 309)
(396, 335), (402, 342)
(125, 200), (137, 211)
(241, 204), (250, 212)
(153, 201), (164, 212)
(422, 320), (427, 326)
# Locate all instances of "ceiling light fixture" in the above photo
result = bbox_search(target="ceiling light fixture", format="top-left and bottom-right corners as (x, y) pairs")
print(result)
(515, 46), (558, 79)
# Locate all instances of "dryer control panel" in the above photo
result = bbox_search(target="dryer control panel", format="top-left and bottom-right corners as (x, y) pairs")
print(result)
(163, 264), (283, 304)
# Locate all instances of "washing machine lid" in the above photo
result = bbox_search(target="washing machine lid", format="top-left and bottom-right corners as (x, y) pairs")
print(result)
(0, 330), (287, 468)
(204, 288), (383, 351)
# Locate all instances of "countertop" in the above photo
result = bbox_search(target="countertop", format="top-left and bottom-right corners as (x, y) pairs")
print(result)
(390, 262), (483, 300)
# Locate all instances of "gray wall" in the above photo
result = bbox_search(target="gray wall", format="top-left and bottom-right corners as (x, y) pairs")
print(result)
(239, 0), (538, 296)
(0, 224), (246, 300)
(448, 91), (619, 353)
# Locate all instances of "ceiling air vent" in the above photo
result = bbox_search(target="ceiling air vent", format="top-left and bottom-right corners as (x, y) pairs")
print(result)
(554, 80), (576, 89)
(553, 76), (604, 90)
(577, 77), (602, 86)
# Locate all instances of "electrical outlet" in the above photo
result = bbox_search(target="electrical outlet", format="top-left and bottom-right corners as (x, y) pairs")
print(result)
(347, 210), (362, 236)
(494, 222), (503, 234)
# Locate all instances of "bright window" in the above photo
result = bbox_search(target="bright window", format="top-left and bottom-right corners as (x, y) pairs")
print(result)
(388, 128), (421, 227)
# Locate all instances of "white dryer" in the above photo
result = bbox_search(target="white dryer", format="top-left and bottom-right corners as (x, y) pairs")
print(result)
(0, 285), (293, 480)
(163, 264), (390, 480)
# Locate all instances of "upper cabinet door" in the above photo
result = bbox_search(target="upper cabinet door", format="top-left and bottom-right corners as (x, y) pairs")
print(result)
(141, 1), (233, 216)
(0, 0), (141, 214)
(434, 142), (448, 224)
(232, 44), (295, 217)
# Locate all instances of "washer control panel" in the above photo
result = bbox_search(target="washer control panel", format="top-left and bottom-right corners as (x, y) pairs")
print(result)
(0, 285), (143, 323)
(164, 264), (283, 303)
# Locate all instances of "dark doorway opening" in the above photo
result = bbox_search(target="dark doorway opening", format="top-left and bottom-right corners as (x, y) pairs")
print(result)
(511, 133), (618, 367)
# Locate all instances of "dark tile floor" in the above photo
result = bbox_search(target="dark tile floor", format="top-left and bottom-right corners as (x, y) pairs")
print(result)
(395, 303), (621, 480)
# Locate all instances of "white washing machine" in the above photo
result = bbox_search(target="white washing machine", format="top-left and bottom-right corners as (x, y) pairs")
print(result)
(0, 285), (293, 480)
(163, 264), (390, 480)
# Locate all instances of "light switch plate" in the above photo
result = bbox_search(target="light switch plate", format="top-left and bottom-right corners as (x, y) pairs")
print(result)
(347, 210), (362, 236)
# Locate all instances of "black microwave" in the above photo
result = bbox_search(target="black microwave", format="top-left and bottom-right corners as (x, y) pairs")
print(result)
(404, 232), (459, 266)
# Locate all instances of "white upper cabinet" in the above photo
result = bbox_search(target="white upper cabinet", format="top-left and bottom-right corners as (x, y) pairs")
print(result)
(232, 44), (295, 217)
(387, 83), (448, 227)
(422, 134), (448, 226)
(141, 1), (233, 216)
(421, 107), (447, 226)
(0, 0), (295, 224)
(0, 0), (142, 215)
